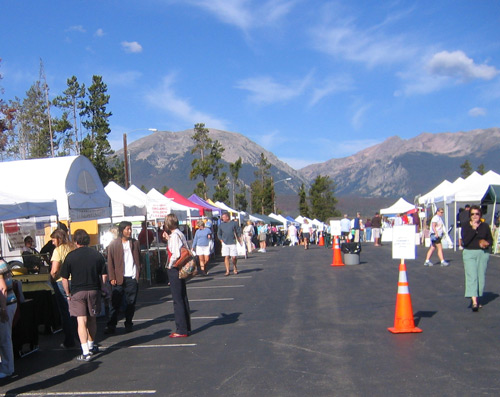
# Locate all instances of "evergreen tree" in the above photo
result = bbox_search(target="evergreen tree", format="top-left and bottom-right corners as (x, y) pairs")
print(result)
(298, 183), (309, 217)
(477, 163), (486, 175)
(80, 75), (115, 185)
(251, 153), (273, 214)
(53, 75), (85, 155)
(190, 123), (213, 199)
(211, 140), (229, 202)
(460, 159), (473, 178)
(235, 184), (248, 211)
(308, 175), (340, 221)
(229, 157), (242, 208)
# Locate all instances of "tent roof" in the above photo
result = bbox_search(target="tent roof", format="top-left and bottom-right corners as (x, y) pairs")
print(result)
(251, 213), (282, 224)
(380, 198), (415, 215)
(0, 155), (110, 221)
(481, 185), (500, 204)
(454, 171), (500, 202)
(105, 182), (146, 218)
(0, 191), (58, 221)
(165, 189), (206, 215)
(188, 194), (221, 215)
(418, 180), (453, 205)
(214, 201), (240, 214)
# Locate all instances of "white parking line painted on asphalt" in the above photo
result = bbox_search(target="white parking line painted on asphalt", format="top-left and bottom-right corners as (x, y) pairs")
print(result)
(187, 285), (244, 289)
(117, 316), (218, 322)
(96, 344), (196, 351)
(1, 391), (156, 396)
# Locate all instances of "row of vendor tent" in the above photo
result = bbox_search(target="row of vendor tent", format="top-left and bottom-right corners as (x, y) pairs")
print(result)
(418, 170), (500, 206)
(0, 155), (328, 233)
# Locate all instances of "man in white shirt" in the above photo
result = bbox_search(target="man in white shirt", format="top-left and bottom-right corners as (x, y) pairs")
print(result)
(340, 214), (351, 241)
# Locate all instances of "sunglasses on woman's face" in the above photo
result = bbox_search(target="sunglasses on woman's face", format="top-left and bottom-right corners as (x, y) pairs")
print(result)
(471, 212), (481, 216)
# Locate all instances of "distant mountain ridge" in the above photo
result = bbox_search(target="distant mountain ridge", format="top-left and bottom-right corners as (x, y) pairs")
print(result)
(119, 128), (304, 197)
(118, 127), (500, 205)
(300, 128), (500, 198)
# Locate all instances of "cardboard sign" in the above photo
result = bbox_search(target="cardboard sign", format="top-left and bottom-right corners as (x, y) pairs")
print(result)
(330, 220), (341, 236)
(392, 225), (416, 260)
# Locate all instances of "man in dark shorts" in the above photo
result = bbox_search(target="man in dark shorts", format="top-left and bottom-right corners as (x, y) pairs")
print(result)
(61, 229), (107, 362)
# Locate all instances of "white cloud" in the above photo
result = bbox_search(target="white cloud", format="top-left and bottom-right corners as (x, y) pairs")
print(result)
(236, 73), (312, 105)
(309, 6), (418, 67)
(468, 107), (487, 117)
(145, 73), (229, 130)
(427, 50), (499, 81)
(104, 70), (143, 86)
(185, 0), (296, 32)
(351, 103), (371, 130)
(95, 28), (105, 37)
(66, 25), (86, 33)
(121, 41), (143, 53)
(309, 75), (354, 106)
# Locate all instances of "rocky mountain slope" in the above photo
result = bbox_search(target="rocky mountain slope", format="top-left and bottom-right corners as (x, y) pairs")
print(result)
(118, 128), (305, 196)
(118, 127), (500, 205)
(300, 128), (500, 199)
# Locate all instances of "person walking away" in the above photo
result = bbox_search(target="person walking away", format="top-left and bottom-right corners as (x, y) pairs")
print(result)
(50, 229), (78, 348)
(424, 208), (449, 266)
(364, 218), (372, 243)
(60, 229), (107, 361)
(461, 205), (493, 311)
(371, 213), (382, 246)
(353, 213), (362, 242)
(458, 204), (471, 250)
(0, 257), (17, 378)
(217, 213), (242, 275)
(192, 220), (212, 275)
(164, 214), (191, 337)
(105, 221), (142, 334)
(340, 214), (351, 242)
(257, 221), (268, 252)
(301, 219), (313, 250)
(243, 220), (255, 254)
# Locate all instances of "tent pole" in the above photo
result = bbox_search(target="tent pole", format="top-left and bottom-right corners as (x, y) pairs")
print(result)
(144, 216), (151, 285)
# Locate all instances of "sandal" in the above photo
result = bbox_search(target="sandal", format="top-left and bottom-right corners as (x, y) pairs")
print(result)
(224, 272), (230, 277)
(233, 269), (238, 275)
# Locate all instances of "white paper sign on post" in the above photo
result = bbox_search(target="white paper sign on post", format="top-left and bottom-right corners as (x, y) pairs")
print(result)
(392, 225), (416, 260)
(330, 220), (341, 237)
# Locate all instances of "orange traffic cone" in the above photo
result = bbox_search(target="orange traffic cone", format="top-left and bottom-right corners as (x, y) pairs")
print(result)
(331, 236), (344, 267)
(318, 233), (324, 246)
(388, 260), (422, 334)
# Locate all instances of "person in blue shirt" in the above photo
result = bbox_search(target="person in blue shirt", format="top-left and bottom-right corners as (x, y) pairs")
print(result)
(192, 220), (212, 275)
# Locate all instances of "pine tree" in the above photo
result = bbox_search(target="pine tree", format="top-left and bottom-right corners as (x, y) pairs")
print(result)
(190, 123), (213, 199)
(477, 163), (486, 175)
(309, 175), (340, 221)
(53, 76), (85, 155)
(80, 75), (115, 185)
(251, 153), (273, 214)
(229, 157), (242, 208)
(460, 159), (473, 178)
(298, 183), (309, 217)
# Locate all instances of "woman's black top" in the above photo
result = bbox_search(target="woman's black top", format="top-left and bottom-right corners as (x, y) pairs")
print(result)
(461, 221), (493, 250)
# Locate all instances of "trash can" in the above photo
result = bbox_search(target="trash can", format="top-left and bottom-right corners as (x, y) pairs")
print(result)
(341, 242), (361, 265)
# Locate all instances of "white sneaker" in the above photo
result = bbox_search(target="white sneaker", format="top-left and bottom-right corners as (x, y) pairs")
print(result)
(441, 260), (449, 267)
(424, 260), (433, 267)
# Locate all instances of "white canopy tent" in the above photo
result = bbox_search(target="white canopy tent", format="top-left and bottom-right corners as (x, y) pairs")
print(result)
(268, 213), (290, 228)
(380, 198), (415, 215)
(0, 192), (58, 222)
(0, 155), (110, 221)
(105, 182), (146, 219)
(147, 188), (196, 220)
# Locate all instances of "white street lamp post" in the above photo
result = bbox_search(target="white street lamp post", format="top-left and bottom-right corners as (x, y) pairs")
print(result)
(123, 128), (158, 188)
(273, 177), (292, 214)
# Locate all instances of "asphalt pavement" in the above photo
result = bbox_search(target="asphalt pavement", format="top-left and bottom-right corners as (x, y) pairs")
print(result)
(2, 242), (500, 396)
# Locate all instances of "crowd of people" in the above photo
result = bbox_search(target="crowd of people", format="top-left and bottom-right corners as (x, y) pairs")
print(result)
(0, 206), (497, 377)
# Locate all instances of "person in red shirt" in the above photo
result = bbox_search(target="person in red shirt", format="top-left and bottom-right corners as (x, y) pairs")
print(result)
(138, 222), (155, 249)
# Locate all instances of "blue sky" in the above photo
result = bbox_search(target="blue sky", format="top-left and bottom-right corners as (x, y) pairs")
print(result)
(2, 0), (500, 169)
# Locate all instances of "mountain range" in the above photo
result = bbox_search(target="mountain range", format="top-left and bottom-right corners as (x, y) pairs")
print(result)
(117, 127), (500, 215)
